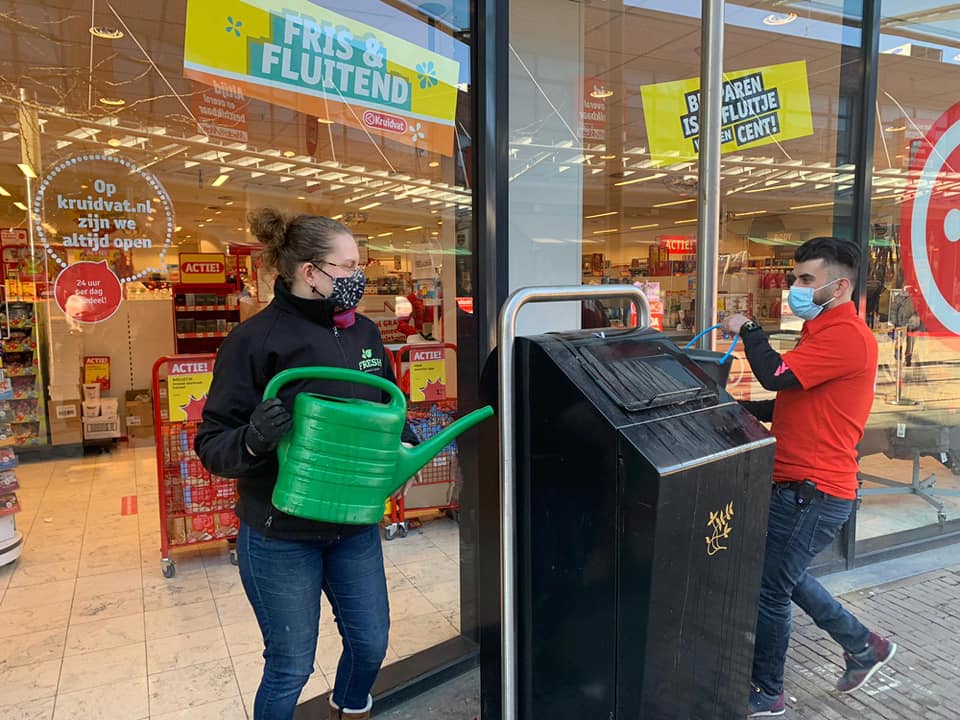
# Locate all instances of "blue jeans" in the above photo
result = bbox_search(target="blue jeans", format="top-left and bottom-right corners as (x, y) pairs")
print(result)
(752, 484), (870, 697)
(237, 522), (389, 720)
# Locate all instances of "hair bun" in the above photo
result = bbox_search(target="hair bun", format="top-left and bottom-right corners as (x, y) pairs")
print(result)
(248, 208), (290, 248)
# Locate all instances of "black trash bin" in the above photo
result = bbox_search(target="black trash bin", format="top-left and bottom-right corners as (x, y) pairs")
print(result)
(513, 325), (775, 719)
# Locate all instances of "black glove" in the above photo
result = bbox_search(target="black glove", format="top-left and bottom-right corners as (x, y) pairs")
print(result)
(245, 398), (292, 456)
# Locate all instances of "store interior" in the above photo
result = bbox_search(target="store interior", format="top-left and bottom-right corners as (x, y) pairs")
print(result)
(0, 0), (959, 716)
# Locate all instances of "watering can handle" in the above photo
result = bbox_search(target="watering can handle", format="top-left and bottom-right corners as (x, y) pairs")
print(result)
(262, 366), (406, 411)
(683, 323), (739, 364)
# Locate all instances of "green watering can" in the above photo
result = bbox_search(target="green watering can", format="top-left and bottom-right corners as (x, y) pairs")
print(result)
(264, 366), (494, 525)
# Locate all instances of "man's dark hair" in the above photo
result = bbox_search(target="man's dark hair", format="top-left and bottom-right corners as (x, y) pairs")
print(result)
(794, 236), (860, 280)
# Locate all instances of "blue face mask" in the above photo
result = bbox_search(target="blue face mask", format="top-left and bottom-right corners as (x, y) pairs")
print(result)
(787, 279), (838, 321)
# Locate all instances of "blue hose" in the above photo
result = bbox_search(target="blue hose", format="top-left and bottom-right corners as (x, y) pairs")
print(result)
(683, 323), (739, 364)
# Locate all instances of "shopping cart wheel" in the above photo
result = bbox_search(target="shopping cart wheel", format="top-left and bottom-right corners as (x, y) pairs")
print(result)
(161, 559), (176, 579)
(384, 525), (399, 541)
(229, 549), (239, 566)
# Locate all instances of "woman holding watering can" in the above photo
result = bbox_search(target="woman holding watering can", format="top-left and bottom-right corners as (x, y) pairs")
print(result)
(196, 209), (419, 720)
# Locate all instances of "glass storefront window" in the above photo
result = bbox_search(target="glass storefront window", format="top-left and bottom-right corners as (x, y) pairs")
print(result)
(0, 0), (476, 698)
(858, 3), (960, 547)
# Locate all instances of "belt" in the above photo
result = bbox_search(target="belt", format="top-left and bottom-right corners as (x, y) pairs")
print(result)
(775, 481), (826, 500)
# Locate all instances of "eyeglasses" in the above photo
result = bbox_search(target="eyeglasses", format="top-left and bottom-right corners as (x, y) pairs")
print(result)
(310, 259), (364, 274)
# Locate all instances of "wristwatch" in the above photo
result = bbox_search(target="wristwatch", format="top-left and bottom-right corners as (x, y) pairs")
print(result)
(740, 320), (761, 335)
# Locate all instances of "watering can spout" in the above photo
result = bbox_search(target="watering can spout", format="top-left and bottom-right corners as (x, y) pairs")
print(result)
(396, 406), (495, 489)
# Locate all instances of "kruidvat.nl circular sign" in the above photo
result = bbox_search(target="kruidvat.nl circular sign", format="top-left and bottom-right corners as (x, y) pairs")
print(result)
(32, 153), (175, 323)
(901, 99), (960, 337)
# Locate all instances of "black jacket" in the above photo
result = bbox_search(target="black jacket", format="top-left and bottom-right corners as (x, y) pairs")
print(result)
(195, 278), (418, 540)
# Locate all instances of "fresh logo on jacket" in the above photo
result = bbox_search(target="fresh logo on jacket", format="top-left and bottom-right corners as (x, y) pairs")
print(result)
(358, 348), (383, 372)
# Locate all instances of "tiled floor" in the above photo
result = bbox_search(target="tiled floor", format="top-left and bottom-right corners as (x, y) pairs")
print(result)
(0, 444), (461, 720)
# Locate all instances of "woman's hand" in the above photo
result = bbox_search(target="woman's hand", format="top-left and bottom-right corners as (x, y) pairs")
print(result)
(245, 398), (292, 455)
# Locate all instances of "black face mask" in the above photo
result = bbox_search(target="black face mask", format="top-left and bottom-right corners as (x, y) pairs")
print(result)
(312, 266), (366, 310)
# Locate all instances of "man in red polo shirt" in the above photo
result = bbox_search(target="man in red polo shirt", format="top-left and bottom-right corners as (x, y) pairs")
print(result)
(723, 237), (896, 717)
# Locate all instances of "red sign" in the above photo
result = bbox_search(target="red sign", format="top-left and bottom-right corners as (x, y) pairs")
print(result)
(581, 77), (608, 142)
(659, 235), (697, 256)
(54, 261), (123, 323)
(902, 98), (960, 337)
(363, 111), (408, 135)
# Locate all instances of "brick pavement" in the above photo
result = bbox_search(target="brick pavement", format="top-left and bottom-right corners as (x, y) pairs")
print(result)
(784, 566), (960, 719)
(376, 564), (960, 719)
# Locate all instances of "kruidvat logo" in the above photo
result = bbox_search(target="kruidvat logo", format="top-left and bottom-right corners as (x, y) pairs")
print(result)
(363, 111), (408, 135)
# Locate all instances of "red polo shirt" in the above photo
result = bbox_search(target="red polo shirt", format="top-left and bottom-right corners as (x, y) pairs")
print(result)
(770, 302), (878, 499)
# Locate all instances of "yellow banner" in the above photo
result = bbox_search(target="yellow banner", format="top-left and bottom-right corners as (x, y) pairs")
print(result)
(409, 345), (446, 402)
(167, 359), (215, 422)
(639, 61), (814, 162)
(183, 0), (460, 155)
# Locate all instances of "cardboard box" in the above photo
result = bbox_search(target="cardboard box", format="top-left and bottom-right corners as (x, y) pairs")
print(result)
(125, 402), (153, 426)
(99, 398), (119, 417)
(401, 481), (453, 510)
(126, 424), (155, 441)
(49, 384), (82, 402)
(50, 425), (83, 445)
(82, 400), (101, 418)
(125, 389), (154, 430)
(50, 400), (81, 422)
(82, 383), (101, 401)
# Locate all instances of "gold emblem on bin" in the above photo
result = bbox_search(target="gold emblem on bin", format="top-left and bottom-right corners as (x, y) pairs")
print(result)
(706, 502), (734, 556)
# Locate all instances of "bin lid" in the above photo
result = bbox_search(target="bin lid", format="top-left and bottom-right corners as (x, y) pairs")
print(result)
(567, 340), (717, 413)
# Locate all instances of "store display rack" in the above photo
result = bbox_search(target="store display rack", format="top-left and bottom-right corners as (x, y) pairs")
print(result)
(172, 283), (240, 354)
(153, 354), (239, 578)
(0, 300), (46, 448)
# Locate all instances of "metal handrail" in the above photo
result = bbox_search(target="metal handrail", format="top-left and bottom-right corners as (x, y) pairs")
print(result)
(496, 284), (650, 720)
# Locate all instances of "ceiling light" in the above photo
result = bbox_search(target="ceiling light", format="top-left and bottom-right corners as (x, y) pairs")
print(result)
(331, 214), (343, 220)
(674, 218), (698, 224)
(186, 234), (192, 239)
(225, 200), (235, 206)
(789, 201), (834, 210)
(215, 210), (222, 214)
(316, 117), (334, 124)
(734, 210), (767, 217)
(630, 223), (660, 230)
(592, 228), (619, 235)
(358, 202), (381, 210)
(590, 85), (614, 99)
(13, 201), (28, 211)
(653, 198), (695, 208)
(585, 210), (618, 219)
(763, 12), (797, 26)
(283, 150), (296, 158)
(377, 232), (393, 238)
(0, 186), (9, 197)
(211, 174), (230, 187)
(16, 163), (37, 179)
(89, 26), (124, 39)
(198, 223), (205, 228)
(614, 173), (666, 187)
(297, 196), (306, 200)
(175, 226), (182, 232)
(205, 218), (213, 222)
(108, 138), (122, 147)
(884, 125), (906, 133)
(405, 226), (423, 231)
(599, 154), (617, 160)
(98, 97), (126, 106)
